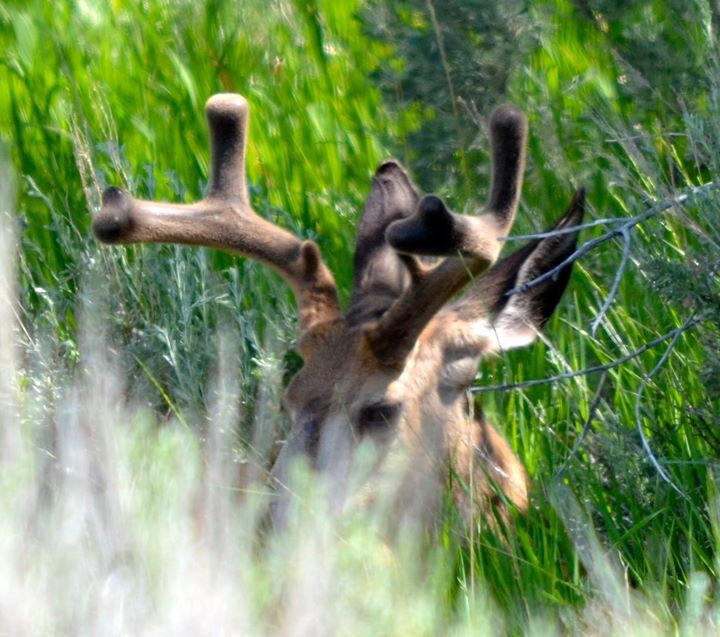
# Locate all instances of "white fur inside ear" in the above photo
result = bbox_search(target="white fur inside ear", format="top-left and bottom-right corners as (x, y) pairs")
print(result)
(471, 309), (538, 352)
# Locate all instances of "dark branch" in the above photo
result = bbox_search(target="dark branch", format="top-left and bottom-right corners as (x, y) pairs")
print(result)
(472, 316), (699, 393)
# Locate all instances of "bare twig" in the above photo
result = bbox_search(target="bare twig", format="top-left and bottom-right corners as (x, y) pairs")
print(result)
(504, 180), (718, 298)
(425, 0), (458, 123)
(554, 371), (608, 478)
(634, 320), (692, 500)
(472, 317), (699, 393)
(498, 216), (629, 242)
(590, 227), (631, 336)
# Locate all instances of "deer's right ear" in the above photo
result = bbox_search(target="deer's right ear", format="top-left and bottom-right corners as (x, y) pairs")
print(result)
(455, 189), (585, 352)
(348, 161), (422, 323)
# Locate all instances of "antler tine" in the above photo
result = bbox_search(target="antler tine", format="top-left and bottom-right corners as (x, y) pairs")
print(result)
(92, 93), (340, 333)
(485, 103), (527, 225)
(366, 105), (528, 365)
(206, 93), (249, 202)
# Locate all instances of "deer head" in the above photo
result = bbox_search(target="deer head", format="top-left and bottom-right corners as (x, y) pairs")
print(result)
(92, 94), (584, 528)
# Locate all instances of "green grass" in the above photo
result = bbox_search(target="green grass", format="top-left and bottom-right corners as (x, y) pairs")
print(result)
(1, 0), (719, 634)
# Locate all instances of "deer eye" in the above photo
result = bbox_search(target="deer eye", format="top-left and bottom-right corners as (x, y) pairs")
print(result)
(356, 402), (399, 436)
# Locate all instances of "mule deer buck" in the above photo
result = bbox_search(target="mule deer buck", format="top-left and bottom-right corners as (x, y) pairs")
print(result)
(92, 93), (584, 528)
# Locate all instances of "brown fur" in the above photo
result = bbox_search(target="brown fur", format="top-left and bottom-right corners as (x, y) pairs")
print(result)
(91, 93), (584, 530)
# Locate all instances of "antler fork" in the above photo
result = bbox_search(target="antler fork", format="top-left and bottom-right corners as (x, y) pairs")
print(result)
(365, 105), (529, 364)
(92, 94), (340, 332)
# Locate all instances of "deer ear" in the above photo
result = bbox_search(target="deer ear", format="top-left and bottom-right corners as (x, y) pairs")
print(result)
(348, 160), (421, 324)
(457, 189), (585, 352)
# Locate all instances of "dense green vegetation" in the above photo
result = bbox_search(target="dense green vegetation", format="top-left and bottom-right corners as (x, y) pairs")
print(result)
(0, 0), (719, 633)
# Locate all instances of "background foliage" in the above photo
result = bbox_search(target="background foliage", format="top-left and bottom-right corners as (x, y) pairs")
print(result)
(0, 0), (719, 633)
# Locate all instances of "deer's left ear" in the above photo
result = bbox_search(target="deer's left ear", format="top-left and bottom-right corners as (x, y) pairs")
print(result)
(455, 189), (585, 353)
